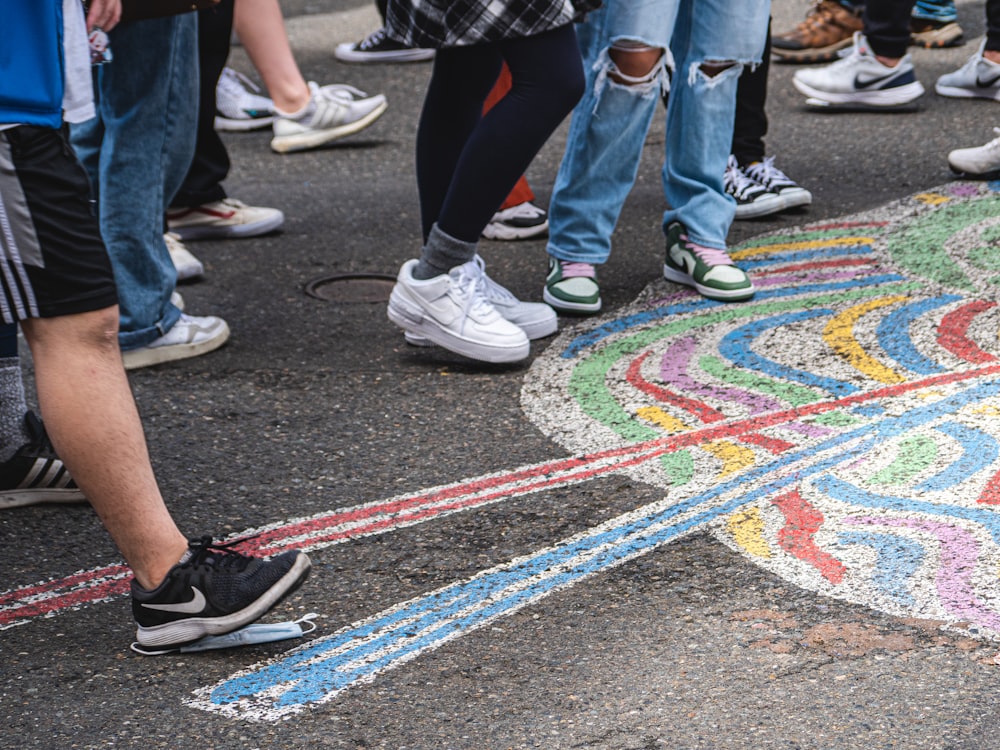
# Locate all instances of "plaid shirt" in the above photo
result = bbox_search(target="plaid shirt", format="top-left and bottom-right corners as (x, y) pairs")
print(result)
(386, 0), (579, 48)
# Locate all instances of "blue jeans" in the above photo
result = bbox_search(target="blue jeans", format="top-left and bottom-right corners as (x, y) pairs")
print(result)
(70, 14), (198, 349)
(547, 0), (770, 264)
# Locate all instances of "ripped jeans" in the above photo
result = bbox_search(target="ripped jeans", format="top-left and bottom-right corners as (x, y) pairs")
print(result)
(547, 0), (770, 264)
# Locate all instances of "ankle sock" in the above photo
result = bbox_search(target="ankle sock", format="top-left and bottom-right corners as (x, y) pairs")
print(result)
(412, 224), (478, 280)
(275, 84), (317, 123)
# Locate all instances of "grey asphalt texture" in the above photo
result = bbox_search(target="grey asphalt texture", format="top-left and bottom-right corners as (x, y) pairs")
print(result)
(4, 0), (1000, 747)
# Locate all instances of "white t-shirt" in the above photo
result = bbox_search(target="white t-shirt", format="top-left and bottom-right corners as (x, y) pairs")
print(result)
(62, 0), (95, 124)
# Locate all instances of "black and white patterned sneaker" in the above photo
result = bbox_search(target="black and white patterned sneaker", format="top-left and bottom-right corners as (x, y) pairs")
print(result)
(131, 536), (312, 648)
(0, 412), (84, 509)
(334, 27), (435, 63)
(743, 156), (813, 211)
(724, 156), (785, 220)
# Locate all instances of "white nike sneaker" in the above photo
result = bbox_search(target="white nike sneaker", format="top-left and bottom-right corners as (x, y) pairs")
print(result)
(403, 255), (556, 347)
(793, 32), (924, 107)
(387, 258), (530, 363)
(948, 127), (1000, 179)
(935, 40), (1000, 101)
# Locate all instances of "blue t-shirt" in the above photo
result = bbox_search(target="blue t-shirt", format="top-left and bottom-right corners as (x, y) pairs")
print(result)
(0, 0), (64, 128)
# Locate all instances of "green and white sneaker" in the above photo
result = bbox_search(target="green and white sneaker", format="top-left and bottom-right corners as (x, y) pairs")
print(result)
(542, 257), (601, 314)
(663, 222), (754, 302)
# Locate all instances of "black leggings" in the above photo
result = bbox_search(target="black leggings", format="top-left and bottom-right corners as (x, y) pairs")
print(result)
(415, 23), (584, 243)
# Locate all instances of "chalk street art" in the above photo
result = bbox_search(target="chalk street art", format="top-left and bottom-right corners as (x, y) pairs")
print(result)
(6, 182), (1000, 721)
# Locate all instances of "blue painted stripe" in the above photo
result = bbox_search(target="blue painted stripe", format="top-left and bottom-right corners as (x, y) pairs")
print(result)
(203, 381), (1000, 715)
(560, 276), (909, 359)
(837, 530), (922, 608)
(875, 295), (962, 375)
(737, 244), (874, 271)
(818, 473), (1000, 543)
(917, 421), (1000, 492)
(718, 309), (859, 397)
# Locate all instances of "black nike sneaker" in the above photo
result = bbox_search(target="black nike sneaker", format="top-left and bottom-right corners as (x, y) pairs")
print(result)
(131, 536), (311, 648)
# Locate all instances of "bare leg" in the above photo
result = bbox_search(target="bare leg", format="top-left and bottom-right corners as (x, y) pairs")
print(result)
(234, 0), (311, 112)
(20, 308), (187, 590)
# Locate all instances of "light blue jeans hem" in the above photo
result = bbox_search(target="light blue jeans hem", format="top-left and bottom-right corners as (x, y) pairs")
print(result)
(546, 0), (770, 264)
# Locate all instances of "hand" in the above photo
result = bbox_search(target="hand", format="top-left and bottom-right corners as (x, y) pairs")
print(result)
(86, 0), (122, 32)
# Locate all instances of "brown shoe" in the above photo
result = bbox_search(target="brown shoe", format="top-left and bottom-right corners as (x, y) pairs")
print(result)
(909, 18), (964, 48)
(773, 0), (864, 63)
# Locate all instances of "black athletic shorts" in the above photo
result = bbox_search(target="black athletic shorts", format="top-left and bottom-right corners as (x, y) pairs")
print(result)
(0, 125), (118, 324)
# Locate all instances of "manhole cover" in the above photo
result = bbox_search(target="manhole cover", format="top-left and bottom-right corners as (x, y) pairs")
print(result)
(305, 273), (396, 303)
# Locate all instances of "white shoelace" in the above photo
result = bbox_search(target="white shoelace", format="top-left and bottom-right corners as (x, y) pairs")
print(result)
(452, 259), (500, 334)
(471, 255), (518, 305)
(218, 67), (264, 100)
(724, 157), (764, 201)
(358, 27), (388, 51)
(745, 156), (792, 191)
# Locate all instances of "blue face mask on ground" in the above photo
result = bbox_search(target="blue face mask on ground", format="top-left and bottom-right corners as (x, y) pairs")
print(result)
(131, 613), (319, 656)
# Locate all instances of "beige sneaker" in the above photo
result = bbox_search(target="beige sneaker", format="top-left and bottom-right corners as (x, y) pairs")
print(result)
(121, 314), (230, 370)
(909, 18), (964, 48)
(166, 198), (284, 241)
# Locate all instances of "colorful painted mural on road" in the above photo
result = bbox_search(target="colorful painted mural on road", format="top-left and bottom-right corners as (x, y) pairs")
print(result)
(523, 180), (1000, 639)
(186, 181), (1000, 721)
(7, 181), (1000, 721)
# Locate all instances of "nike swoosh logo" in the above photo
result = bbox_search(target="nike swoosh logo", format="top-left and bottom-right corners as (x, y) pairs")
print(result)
(141, 587), (207, 614)
(669, 246), (695, 275)
(977, 73), (1000, 88)
(854, 72), (899, 89)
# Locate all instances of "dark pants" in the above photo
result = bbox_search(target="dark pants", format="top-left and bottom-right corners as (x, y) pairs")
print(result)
(171, 0), (234, 208)
(416, 24), (583, 242)
(732, 21), (770, 166)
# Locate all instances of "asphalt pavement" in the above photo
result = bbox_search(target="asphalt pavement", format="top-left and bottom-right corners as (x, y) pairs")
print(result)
(4, 1), (1000, 748)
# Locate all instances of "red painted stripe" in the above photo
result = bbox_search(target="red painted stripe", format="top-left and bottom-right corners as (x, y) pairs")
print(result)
(773, 488), (847, 583)
(738, 433), (796, 454)
(5, 363), (1000, 627)
(625, 351), (726, 424)
(977, 468), (1000, 505)
(802, 222), (888, 231)
(754, 258), (878, 277)
(938, 300), (997, 365)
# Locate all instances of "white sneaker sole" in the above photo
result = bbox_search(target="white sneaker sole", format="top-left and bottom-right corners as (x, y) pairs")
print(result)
(793, 77), (925, 106)
(387, 289), (529, 364)
(733, 193), (786, 220)
(333, 44), (435, 63)
(270, 99), (388, 154)
(0, 487), (86, 509)
(213, 115), (275, 132)
(934, 83), (1000, 101)
(168, 211), (285, 241)
(662, 264), (755, 302)
(405, 308), (557, 345)
(777, 187), (813, 210)
(481, 220), (549, 241)
(121, 321), (231, 371)
(542, 286), (602, 314)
